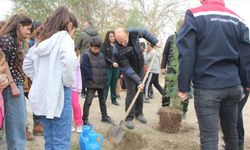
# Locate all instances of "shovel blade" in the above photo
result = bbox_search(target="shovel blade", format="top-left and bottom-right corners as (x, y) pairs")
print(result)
(108, 124), (126, 144)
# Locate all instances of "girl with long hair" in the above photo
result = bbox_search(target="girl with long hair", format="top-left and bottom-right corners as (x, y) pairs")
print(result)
(101, 31), (120, 106)
(23, 6), (78, 149)
(0, 13), (32, 149)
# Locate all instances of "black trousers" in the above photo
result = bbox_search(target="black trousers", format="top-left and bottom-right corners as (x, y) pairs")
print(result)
(194, 85), (242, 150)
(82, 88), (108, 121)
(124, 71), (144, 121)
(237, 91), (249, 145)
(80, 55), (86, 95)
(144, 73), (165, 99)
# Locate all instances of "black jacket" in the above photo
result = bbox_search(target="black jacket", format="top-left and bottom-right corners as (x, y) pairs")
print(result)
(161, 34), (176, 69)
(100, 42), (116, 68)
(177, 0), (250, 92)
(113, 28), (158, 85)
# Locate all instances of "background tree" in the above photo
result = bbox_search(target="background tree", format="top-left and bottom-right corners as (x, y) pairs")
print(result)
(12, 0), (131, 37)
(124, 8), (145, 28)
(132, 0), (181, 38)
(12, 0), (62, 21)
(11, 0), (185, 41)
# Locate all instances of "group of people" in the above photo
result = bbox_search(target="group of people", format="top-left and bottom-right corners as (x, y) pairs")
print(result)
(0, 5), (166, 150)
(0, 0), (249, 150)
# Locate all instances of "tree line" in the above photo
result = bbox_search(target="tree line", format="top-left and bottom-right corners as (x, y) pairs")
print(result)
(12, 0), (184, 40)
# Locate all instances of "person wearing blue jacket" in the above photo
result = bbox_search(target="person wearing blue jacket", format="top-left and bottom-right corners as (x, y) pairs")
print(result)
(113, 28), (160, 129)
(177, 0), (250, 150)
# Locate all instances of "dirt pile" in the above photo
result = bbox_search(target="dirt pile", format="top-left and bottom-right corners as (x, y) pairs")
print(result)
(108, 131), (148, 150)
(158, 107), (182, 133)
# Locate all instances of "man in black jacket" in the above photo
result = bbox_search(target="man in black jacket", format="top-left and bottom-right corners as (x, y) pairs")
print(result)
(177, 0), (250, 150)
(113, 28), (160, 129)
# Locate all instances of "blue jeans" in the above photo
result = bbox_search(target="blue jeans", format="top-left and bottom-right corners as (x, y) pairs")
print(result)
(194, 85), (243, 150)
(2, 85), (26, 150)
(41, 87), (72, 150)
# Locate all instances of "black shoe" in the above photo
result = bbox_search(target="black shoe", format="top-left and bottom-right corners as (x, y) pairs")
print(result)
(149, 94), (154, 99)
(101, 116), (113, 124)
(112, 101), (119, 106)
(125, 120), (134, 129)
(143, 98), (150, 103)
(83, 120), (91, 126)
(162, 96), (170, 107)
(136, 115), (147, 124)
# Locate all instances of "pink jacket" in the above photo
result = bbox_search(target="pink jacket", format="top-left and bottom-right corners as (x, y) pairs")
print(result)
(72, 56), (82, 92)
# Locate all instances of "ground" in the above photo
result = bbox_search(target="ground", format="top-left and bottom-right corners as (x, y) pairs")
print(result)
(26, 75), (250, 150)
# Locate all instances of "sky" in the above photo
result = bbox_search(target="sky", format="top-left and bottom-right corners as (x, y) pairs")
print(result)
(0, 0), (249, 26)
(0, 0), (13, 20)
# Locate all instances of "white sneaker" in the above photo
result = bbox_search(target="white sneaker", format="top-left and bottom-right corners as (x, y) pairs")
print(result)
(76, 126), (82, 133)
(71, 126), (75, 132)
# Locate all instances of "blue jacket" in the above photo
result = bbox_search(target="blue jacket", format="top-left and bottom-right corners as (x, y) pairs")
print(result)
(177, 0), (250, 92)
(113, 28), (158, 85)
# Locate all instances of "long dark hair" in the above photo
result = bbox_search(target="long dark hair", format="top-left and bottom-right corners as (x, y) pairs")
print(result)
(0, 14), (32, 65)
(39, 6), (78, 42)
(104, 31), (115, 44)
(0, 14), (32, 39)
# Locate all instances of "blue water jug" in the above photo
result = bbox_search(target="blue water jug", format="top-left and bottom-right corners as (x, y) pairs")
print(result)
(85, 132), (104, 150)
(79, 125), (91, 150)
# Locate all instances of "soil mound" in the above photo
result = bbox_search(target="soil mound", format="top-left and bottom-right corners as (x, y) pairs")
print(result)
(158, 107), (182, 133)
(113, 131), (148, 150)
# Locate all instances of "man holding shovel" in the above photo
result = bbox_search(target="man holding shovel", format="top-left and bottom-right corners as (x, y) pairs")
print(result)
(113, 28), (160, 129)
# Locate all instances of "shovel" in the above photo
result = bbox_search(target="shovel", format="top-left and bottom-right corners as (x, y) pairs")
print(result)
(107, 48), (159, 144)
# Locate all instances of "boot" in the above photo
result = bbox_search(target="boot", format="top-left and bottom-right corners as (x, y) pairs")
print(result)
(26, 127), (35, 141)
(162, 96), (170, 107)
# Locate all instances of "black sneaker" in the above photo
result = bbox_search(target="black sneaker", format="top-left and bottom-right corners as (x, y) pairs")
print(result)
(101, 116), (113, 124)
(143, 98), (150, 103)
(149, 94), (154, 99)
(83, 120), (92, 126)
(112, 101), (119, 106)
(162, 96), (170, 107)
